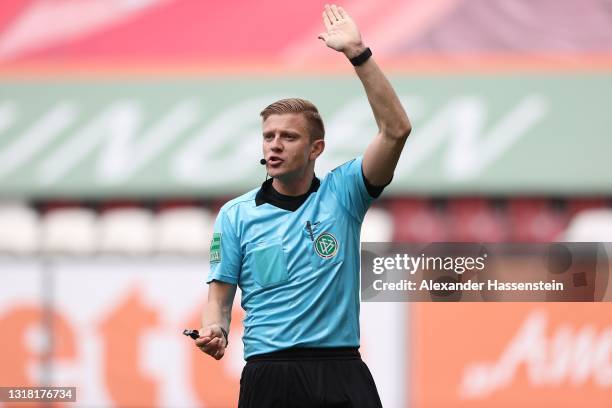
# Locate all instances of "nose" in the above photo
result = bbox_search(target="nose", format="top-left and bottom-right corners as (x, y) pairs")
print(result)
(269, 135), (283, 152)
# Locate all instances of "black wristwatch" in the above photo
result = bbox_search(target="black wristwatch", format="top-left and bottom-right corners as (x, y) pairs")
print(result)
(350, 47), (372, 66)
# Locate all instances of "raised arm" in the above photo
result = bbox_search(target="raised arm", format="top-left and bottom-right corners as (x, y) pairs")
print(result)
(318, 4), (412, 186)
(196, 280), (236, 360)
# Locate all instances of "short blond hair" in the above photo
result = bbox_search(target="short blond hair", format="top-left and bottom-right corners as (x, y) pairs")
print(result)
(260, 98), (325, 141)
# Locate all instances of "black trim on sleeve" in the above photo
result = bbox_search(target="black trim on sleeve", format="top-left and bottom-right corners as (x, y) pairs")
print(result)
(362, 172), (391, 199)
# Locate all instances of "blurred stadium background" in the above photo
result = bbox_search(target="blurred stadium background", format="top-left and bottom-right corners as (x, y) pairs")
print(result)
(1, 0), (611, 407)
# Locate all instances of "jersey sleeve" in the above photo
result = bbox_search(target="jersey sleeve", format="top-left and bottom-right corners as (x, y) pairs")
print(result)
(327, 155), (376, 222)
(206, 208), (241, 285)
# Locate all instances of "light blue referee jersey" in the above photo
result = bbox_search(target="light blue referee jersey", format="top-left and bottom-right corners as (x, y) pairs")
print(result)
(207, 156), (376, 359)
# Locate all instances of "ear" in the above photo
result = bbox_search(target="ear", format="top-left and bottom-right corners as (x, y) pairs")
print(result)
(309, 139), (325, 161)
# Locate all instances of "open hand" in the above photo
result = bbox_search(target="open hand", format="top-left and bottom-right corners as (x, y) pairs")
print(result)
(318, 4), (365, 58)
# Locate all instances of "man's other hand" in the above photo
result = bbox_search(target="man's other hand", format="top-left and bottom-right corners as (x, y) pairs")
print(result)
(195, 325), (227, 360)
(318, 4), (366, 59)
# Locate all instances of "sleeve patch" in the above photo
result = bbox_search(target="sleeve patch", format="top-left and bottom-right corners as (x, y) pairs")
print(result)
(210, 233), (222, 263)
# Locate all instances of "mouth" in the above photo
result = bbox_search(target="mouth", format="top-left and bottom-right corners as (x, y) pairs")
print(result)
(267, 156), (284, 167)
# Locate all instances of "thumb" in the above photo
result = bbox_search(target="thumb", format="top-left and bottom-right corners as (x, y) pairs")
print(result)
(318, 32), (328, 41)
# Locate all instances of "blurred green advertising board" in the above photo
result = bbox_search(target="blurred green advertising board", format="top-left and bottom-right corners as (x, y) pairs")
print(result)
(0, 73), (610, 198)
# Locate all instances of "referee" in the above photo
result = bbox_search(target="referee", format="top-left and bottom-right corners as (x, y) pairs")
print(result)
(196, 4), (411, 407)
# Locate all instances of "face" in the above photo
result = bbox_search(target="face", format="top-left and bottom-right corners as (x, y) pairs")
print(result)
(262, 113), (324, 181)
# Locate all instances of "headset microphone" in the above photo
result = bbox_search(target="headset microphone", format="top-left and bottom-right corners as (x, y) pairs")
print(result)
(260, 159), (267, 165)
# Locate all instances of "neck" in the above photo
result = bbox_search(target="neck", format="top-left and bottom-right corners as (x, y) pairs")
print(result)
(272, 168), (315, 196)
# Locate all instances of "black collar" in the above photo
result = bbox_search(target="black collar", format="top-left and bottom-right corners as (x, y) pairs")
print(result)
(255, 177), (320, 211)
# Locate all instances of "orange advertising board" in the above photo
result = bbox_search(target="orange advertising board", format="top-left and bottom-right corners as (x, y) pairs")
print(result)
(412, 303), (612, 408)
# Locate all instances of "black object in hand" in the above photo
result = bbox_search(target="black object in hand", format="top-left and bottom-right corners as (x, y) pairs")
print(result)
(183, 329), (200, 339)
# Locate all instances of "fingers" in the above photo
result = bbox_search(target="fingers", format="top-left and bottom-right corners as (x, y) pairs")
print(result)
(203, 337), (221, 353)
(322, 9), (333, 30)
(324, 4), (335, 23)
(213, 347), (225, 360)
(323, 4), (344, 30)
(194, 325), (226, 360)
(194, 335), (212, 348)
(330, 4), (342, 21)
(194, 328), (218, 348)
(199, 336), (223, 357)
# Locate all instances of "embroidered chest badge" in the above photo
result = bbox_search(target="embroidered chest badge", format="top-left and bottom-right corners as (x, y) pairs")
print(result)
(314, 232), (339, 259)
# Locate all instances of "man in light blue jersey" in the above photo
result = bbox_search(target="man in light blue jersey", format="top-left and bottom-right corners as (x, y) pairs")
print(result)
(195, 4), (411, 407)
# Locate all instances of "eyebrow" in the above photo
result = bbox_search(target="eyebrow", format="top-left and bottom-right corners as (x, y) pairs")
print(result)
(262, 130), (302, 137)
